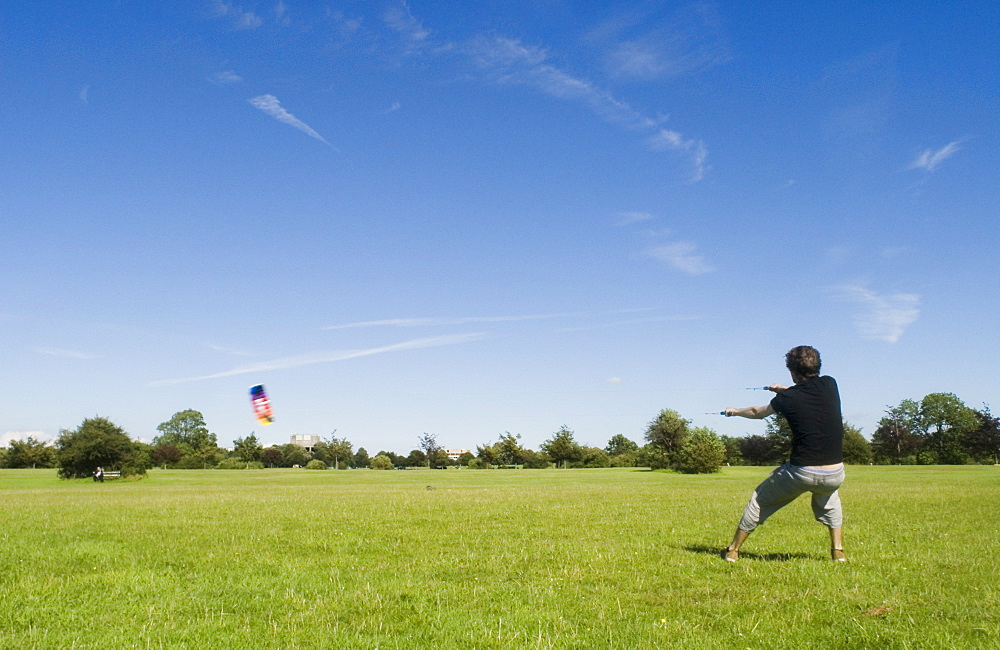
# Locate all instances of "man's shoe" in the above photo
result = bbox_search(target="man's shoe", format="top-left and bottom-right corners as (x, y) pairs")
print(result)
(831, 548), (846, 562)
(723, 548), (739, 562)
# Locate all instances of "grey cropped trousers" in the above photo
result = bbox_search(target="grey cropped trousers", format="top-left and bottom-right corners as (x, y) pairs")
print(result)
(738, 463), (844, 532)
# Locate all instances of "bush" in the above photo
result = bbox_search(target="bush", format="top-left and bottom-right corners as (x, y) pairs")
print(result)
(304, 459), (327, 470)
(521, 450), (551, 469)
(637, 444), (670, 470)
(176, 455), (211, 469)
(609, 452), (638, 467)
(370, 454), (393, 470)
(56, 417), (147, 479)
(673, 427), (726, 474)
(842, 425), (872, 464)
(582, 447), (611, 468)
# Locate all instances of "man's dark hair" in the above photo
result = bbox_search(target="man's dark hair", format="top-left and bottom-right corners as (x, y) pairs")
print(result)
(785, 346), (821, 378)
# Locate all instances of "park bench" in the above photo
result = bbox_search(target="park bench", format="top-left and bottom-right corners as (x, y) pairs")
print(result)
(103, 471), (121, 480)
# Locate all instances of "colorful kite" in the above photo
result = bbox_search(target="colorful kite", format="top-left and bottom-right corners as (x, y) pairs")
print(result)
(249, 384), (274, 425)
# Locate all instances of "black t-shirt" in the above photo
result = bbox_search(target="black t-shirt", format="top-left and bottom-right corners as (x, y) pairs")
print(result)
(770, 375), (844, 466)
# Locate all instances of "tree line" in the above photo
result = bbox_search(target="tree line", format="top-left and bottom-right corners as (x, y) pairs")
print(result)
(4, 392), (996, 477)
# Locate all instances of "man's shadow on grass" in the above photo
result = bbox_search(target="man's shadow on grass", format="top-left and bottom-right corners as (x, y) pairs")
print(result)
(685, 544), (813, 562)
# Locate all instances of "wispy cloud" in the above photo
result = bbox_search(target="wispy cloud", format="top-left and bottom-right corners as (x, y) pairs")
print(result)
(79, 85), (90, 104)
(34, 347), (98, 360)
(465, 35), (706, 179)
(275, 0), (290, 27)
(384, 1), (430, 52)
(382, 102), (402, 114)
(909, 141), (961, 172)
(205, 343), (255, 357)
(607, 41), (668, 80)
(210, 70), (243, 85)
(150, 334), (486, 386)
(249, 95), (329, 145)
(372, 3), (709, 181)
(606, 377), (623, 383)
(836, 285), (920, 343)
(615, 211), (654, 226)
(648, 129), (708, 181)
(469, 36), (655, 129)
(211, 0), (262, 30)
(647, 242), (715, 274)
(598, 7), (731, 81)
(324, 314), (567, 330)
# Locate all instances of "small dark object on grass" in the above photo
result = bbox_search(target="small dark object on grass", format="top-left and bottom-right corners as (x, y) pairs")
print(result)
(863, 606), (891, 617)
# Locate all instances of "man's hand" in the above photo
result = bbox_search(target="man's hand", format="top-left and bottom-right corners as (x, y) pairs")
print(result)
(768, 383), (790, 392)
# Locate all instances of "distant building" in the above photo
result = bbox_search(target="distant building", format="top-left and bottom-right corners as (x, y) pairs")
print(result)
(291, 434), (321, 452)
(445, 449), (470, 461)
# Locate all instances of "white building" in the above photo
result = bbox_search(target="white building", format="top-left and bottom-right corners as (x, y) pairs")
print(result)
(290, 434), (321, 452)
(445, 449), (470, 461)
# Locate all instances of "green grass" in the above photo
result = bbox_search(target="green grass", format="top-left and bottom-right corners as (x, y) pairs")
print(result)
(1, 466), (997, 648)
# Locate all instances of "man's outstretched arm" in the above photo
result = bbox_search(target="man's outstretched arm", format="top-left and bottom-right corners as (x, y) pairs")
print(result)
(725, 403), (776, 419)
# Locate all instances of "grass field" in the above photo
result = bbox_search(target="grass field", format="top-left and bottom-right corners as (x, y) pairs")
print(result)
(1, 466), (997, 648)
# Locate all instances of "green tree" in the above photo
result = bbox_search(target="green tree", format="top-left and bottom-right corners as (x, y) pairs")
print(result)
(406, 449), (427, 467)
(870, 405), (923, 464)
(233, 434), (263, 462)
(353, 447), (371, 468)
(376, 451), (406, 468)
(605, 434), (639, 458)
(6, 436), (56, 469)
(719, 435), (743, 466)
(738, 435), (778, 466)
(919, 393), (978, 464)
(56, 417), (146, 479)
(370, 454), (393, 470)
(310, 441), (331, 465)
(581, 446), (611, 468)
(764, 416), (792, 462)
(842, 422), (872, 464)
(417, 432), (441, 468)
(326, 436), (354, 469)
(279, 443), (310, 467)
(540, 426), (583, 468)
(494, 432), (526, 466)
(476, 442), (497, 468)
(609, 451), (638, 467)
(151, 444), (183, 468)
(636, 443), (670, 470)
(644, 409), (689, 464)
(673, 426), (726, 474)
(262, 446), (283, 467)
(965, 407), (1000, 465)
(155, 409), (217, 453)
(521, 449), (550, 469)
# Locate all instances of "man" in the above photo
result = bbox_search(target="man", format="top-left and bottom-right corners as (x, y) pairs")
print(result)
(722, 346), (846, 562)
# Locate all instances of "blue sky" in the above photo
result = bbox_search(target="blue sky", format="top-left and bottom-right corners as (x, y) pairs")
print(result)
(3, 1), (997, 453)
